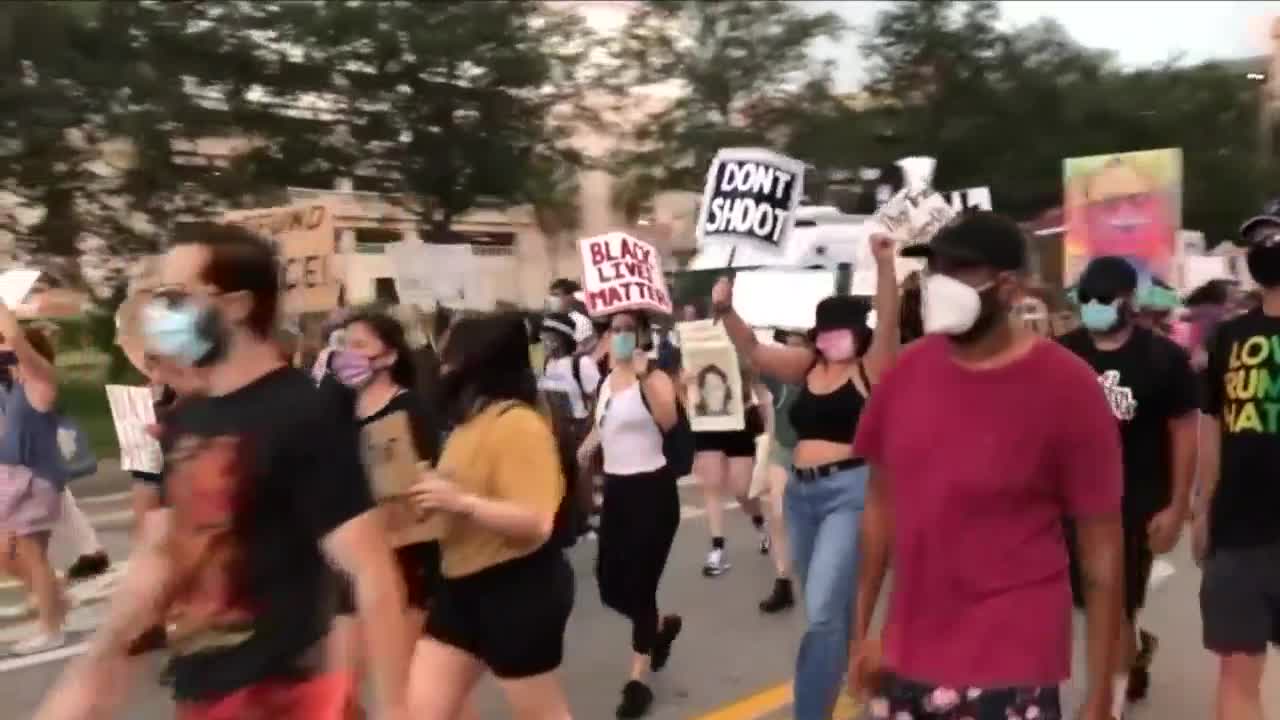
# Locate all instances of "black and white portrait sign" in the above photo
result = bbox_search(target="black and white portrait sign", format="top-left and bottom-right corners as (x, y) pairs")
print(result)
(696, 148), (805, 255)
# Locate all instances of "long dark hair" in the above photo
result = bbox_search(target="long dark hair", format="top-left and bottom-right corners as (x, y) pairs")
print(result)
(438, 312), (538, 423)
(343, 311), (417, 390)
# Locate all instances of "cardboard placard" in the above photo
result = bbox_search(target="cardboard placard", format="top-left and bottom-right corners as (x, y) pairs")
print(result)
(676, 320), (744, 433)
(732, 268), (837, 330)
(384, 242), (474, 310)
(360, 410), (442, 547)
(105, 385), (162, 474)
(696, 148), (805, 255)
(222, 203), (340, 314)
(579, 232), (672, 317)
(871, 189), (956, 249)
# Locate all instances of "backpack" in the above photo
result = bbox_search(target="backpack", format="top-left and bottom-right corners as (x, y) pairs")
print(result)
(500, 399), (584, 549)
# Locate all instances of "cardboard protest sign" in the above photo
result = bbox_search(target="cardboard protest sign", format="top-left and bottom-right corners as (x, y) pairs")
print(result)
(696, 148), (805, 255)
(360, 410), (442, 547)
(732, 268), (837, 330)
(946, 186), (993, 213)
(385, 242), (473, 310)
(105, 385), (162, 474)
(869, 156), (957, 251)
(1181, 255), (1231, 294)
(676, 320), (744, 433)
(579, 232), (672, 317)
(223, 203), (340, 314)
(0, 269), (39, 309)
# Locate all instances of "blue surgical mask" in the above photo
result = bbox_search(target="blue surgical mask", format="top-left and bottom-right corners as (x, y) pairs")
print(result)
(610, 331), (636, 360)
(1080, 300), (1120, 333)
(141, 298), (217, 367)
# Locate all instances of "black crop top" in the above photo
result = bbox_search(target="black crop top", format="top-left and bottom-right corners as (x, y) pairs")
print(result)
(788, 363), (870, 444)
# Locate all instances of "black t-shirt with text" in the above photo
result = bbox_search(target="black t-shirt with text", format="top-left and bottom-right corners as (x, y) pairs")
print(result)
(160, 367), (373, 702)
(1058, 326), (1198, 519)
(1203, 309), (1280, 550)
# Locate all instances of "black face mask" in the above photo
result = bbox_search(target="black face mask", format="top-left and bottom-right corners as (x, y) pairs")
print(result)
(950, 285), (1007, 346)
(1248, 243), (1280, 288)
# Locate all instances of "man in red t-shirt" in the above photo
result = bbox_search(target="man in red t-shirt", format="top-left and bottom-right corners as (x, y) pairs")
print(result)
(851, 213), (1125, 720)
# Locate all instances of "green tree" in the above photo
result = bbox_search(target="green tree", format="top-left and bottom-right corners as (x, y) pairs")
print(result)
(600, 0), (845, 219)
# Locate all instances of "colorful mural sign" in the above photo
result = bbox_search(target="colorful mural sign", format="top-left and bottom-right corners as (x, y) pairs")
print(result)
(1063, 148), (1182, 286)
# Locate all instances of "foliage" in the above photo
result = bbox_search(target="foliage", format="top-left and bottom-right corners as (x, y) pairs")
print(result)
(598, 0), (844, 218)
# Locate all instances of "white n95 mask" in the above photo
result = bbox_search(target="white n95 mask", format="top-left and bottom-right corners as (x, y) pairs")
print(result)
(922, 273), (982, 336)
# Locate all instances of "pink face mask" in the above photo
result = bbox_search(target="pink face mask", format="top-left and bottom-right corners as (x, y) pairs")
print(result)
(814, 329), (856, 362)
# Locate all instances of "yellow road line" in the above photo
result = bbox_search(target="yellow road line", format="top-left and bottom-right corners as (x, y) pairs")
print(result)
(691, 682), (792, 720)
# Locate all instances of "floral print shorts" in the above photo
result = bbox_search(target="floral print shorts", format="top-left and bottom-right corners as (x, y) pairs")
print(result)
(869, 672), (1061, 720)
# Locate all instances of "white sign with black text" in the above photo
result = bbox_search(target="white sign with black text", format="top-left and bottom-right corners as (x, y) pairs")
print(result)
(696, 147), (805, 255)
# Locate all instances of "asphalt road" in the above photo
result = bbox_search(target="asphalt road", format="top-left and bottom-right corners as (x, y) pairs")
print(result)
(2, 471), (1279, 720)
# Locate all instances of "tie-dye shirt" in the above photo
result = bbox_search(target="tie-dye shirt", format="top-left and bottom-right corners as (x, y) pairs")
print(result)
(1203, 308), (1280, 550)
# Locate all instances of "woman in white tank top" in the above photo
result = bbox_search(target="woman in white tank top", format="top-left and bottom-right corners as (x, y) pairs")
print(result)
(577, 309), (683, 719)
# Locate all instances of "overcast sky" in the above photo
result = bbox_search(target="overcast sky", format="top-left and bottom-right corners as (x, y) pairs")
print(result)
(808, 1), (1280, 89)
(572, 2), (1280, 91)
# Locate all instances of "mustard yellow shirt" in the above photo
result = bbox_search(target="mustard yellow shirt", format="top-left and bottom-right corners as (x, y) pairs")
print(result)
(436, 402), (565, 578)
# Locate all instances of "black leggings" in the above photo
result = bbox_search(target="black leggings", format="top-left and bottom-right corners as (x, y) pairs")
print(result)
(596, 466), (680, 654)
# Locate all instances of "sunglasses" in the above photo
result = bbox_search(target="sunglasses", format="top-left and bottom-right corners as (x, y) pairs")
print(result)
(1077, 292), (1119, 305)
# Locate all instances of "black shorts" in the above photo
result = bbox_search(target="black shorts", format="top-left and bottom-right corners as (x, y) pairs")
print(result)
(694, 407), (764, 458)
(872, 672), (1062, 720)
(131, 471), (163, 488)
(425, 545), (575, 679)
(336, 541), (441, 617)
(1065, 516), (1153, 620)
(1200, 540), (1280, 655)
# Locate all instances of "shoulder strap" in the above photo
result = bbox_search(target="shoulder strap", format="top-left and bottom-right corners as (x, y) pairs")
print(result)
(570, 354), (587, 396)
(856, 360), (873, 392)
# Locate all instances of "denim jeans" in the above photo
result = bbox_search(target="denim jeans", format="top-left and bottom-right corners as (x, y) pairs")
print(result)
(784, 464), (867, 720)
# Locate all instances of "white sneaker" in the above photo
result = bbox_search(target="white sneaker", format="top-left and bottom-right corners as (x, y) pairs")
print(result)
(10, 631), (66, 656)
(758, 525), (771, 555)
(702, 548), (731, 577)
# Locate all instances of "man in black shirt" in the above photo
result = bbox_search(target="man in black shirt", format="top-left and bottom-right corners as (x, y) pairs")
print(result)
(1197, 212), (1280, 720)
(36, 224), (410, 720)
(1058, 256), (1199, 719)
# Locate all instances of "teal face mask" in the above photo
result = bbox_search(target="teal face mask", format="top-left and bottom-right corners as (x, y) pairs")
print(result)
(141, 296), (219, 367)
(610, 331), (637, 360)
(1080, 300), (1120, 333)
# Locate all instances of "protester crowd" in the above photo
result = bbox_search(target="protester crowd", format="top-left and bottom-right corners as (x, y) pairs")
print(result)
(0, 205), (1272, 720)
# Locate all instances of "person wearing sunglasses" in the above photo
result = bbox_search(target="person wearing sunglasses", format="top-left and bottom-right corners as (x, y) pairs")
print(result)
(1058, 256), (1199, 718)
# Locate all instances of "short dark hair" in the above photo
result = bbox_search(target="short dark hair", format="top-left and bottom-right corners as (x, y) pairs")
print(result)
(549, 278), (581, 295)
(173, 222), (279, 338)
(344, 310), (418, 390)
(438, 312), (538, 421)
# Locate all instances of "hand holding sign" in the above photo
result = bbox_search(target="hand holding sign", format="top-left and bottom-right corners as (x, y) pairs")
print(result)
(870, 233), (896, 265)
(697, 148), (805, 256)
(710, 276), (734, 315)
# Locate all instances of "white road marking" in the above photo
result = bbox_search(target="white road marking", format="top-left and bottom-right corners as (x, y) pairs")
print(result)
(0, 641), (90, 673)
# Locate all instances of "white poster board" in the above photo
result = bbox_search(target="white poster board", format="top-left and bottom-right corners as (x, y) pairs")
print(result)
(696, 147), (805, 256)
(105, 385), (162, 474)
(579, 232), (672, 317)
(732, 269), (837, 330)
(1181, 256), (1231, 293)
(0, 269), (39, 309)
(946, 186), (993, 213)
(676, 320), (744, 433)
(385, 242), (475, 310)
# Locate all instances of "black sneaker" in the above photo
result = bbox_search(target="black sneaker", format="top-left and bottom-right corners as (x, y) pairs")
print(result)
(616, 680), (654, 719)
(759, 578), (795, 614)
(650, 614), (682, 671)
(1127, 629), (1158, 702)
(66, 552), (109, 582)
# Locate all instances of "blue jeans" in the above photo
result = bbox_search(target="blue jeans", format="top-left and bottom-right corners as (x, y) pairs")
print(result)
(784, 464), (867, 720)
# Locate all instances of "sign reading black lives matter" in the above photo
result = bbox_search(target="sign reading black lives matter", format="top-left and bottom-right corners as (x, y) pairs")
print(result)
(696, 148), (805, 255)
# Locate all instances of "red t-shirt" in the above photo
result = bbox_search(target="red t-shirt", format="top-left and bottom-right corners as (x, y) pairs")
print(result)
(853, 335), (1122, 688)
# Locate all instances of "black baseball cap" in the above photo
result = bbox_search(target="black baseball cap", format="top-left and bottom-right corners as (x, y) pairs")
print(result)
(900, 211), (1027, 271)
(1239, 199), (1280, 247)
(1078, 256), (1138, 301)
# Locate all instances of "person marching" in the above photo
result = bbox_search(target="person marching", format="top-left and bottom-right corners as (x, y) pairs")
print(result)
(327, 310), (448, 720)
(35, 224), (411, 720)
(1196, 212), (1280, 720)
(710, 233), (899, 720)
(1058, 257), (1199, 718)
(406, 312), (574, 719)
(691, 363), (770, 578)
(579, 309), (684, 718)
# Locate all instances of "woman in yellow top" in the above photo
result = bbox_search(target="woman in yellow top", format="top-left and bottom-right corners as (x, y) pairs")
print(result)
(407, 312), (575, 720)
